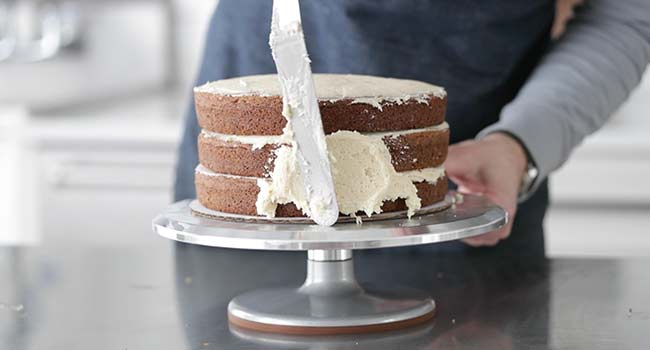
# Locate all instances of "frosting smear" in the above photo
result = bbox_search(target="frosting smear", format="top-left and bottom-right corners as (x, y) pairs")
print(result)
(255, 130), (445, 218)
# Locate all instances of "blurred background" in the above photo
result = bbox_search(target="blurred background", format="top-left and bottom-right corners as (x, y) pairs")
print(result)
(0, 0), (648, 256)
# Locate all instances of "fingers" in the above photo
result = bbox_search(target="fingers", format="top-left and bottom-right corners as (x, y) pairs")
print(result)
(445, 142), (478, 179)
(463, 236), (499, 247)
(462, 187), (515, 247)
(462, 222), (513, 247)
(463, 192), (515, 247)
(552, 0), (584, 39)
(446, 136), (522, 248)
(445, 142), (486, 193)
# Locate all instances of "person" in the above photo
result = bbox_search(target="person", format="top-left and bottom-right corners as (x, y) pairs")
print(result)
(174, 0), (650, 257)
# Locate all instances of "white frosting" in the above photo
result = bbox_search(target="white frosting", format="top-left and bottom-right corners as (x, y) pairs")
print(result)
(195, 74), (446, 109)
(255, 145), (309, 217)
(200, 122), (449, 148)
(254, 130), (446, 218)
(326, 131), (420, 217)
(197, 164), (444, 184)
(196, 164), (244, 179)
(349, 95), (432, 111)
(201, 131), (292, 150)
(403, 167), (446, 184)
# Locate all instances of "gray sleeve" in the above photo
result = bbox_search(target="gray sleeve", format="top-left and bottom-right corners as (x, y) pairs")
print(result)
(478, 0), (650, 193)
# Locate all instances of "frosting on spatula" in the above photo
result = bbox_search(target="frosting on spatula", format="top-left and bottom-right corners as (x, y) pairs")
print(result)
(268, 0), (339, 226)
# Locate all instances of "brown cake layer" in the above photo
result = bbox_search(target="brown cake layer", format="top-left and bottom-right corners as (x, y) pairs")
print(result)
(195, 93), (446, 136)
(198, 128), (449, 177)
(195, 171), (448, 218)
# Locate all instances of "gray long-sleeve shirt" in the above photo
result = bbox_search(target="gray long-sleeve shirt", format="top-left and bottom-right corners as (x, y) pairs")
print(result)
(479, 0), (650, 192)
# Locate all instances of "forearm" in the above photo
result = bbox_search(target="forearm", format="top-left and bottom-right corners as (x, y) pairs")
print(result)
(479, 0), (650, 191)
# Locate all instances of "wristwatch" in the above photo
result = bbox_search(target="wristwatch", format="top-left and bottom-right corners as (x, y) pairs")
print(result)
(519, 160), (539, 202)
(495, 131), (539, 202)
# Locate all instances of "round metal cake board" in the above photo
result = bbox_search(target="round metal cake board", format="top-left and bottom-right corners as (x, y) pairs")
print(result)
(152, 192), (507, 335)
(188, 193), (454, 224)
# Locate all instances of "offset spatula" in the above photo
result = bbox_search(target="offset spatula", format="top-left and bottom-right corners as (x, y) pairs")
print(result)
(269, 0), (339, 226)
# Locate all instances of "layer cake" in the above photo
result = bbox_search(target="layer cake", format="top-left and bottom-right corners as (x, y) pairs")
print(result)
(194, 74), (449, 220)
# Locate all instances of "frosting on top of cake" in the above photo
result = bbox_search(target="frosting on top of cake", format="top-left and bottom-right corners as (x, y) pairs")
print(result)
(194, 74), (447, 104)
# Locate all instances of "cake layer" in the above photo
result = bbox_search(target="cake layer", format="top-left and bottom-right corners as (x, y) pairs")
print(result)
(195, 74), (447, 136)
(198, 125), (450, 177)
(195, 170), (448, 218)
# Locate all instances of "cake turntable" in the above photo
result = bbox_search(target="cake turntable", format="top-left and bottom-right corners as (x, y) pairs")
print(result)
(152, 192), (506, 334)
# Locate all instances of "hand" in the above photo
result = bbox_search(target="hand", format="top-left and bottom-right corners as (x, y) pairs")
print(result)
(552, 0), (584, 39)
(444, 133), (528, 247)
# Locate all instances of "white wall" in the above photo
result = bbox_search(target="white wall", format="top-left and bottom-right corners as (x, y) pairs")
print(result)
(545, 68), (650, 257)
(172, 0), (219, 92)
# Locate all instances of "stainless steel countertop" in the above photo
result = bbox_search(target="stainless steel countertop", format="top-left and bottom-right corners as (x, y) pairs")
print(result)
(1, 232), (649, 350)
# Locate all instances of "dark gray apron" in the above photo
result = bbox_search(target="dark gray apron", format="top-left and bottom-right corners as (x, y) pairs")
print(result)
(175, 0), (554, 258)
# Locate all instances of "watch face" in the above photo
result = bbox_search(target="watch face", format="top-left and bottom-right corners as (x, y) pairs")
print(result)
(528, 165), (539, 181)
(526, 165), (539, 182)
(519, 163), (539, 199)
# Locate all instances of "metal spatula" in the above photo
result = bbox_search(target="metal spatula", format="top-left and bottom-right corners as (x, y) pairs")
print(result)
(269, 0), (339, 226)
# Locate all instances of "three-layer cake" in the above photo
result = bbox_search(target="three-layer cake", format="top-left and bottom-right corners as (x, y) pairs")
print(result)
(194, 74), (449, 220)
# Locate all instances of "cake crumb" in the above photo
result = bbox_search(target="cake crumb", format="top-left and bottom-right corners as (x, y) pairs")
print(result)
(453, 192), (464, 204)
